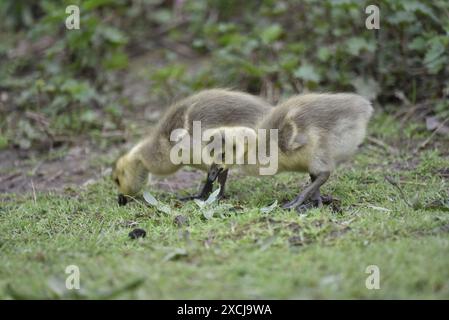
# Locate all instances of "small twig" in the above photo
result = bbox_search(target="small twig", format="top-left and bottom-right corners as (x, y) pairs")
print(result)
(30, 180), (37, 204)
(125, 195), (149, 208)
(414, 117), (449, 154)
(367, 136), (399, 155)
(394, 90), (412, 107)
(399, 104), (427, 127)
(154, 19), (189, 38)
(101, 131), (126, 138)
(399, 181), (427, 186)
(45, 170), (63, 183)
(385, 175), (412, 208)
(0, 172), (21, 184)
(30, 160), (44, 176)
(25, 111), (54, 143)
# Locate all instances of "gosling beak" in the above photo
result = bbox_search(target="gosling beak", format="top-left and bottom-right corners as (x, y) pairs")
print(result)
(118, 194), (128, 206)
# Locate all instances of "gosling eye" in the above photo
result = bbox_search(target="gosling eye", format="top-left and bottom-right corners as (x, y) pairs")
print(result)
(114, 178), (120, 186)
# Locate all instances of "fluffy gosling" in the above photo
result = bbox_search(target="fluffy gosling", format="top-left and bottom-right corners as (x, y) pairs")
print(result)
(258, 93), (373, 211)
(112, 89), (272, 205)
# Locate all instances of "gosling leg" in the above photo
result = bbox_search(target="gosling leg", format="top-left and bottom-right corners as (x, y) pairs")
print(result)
(179, 164), (223, 201)
(309, 174), (324, 207)
(282, 171), (330, 210)
(217, 169), (229, 199)
(295, 174), (324, 212)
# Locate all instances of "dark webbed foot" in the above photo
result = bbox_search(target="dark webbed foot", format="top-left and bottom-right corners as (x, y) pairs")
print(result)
(294, 195), (338, 213)
(179, 165), (228, 202)
(282, 198), (303, 209)
(282, 172), (330, 210)
(295, 200), (320, 213)
(178, 180), (212, 201)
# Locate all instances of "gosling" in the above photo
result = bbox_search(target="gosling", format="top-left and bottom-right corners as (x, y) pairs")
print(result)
(112, 89), (272, 205)
(260, 93), (373, 211)
(211, 93), (373, 211)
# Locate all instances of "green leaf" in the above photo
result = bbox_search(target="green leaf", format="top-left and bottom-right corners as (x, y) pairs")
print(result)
(408, 37), (426, 51)
(260, 200), (278, 214)
(60, 80), (96, 103)
(143, 191), (158, 205)
(205, 187), (221, 205)
(194, 199), (206, 209)
(402, 2), (439, 23)
(152, 9), (172, 24)
(280, 53), (299, 72)
(80, 110), (98, 124)
(294, 65), (321, 83)
(143, 191), (171, 214)
(203, 209), (214, 220)
(260, 24), (283, 44)
(317, 47), (332, 62)
(156, 204), (172, 215)
(424, 37), (447, 74)
(103, 52), (128, 70)
(83, 0), (117, 10)
(163, 248), (188, 262)
(101, 27), (128, 45)
(0, 134), (8, 150)
(345, 37), (375, 56)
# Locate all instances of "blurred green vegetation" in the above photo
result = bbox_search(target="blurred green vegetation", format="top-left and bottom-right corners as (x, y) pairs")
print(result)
(1, 0), (448, 150)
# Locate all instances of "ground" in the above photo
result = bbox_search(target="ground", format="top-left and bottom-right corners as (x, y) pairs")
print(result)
(1, 110), (448, 299)
(1, 57), (449, 299)
(2, 0), (449, 301)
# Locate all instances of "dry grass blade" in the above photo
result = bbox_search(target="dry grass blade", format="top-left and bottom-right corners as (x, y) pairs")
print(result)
(385, 175), (413, 208)
(415, 117), (449, 154)
(367, 137), (399, 156)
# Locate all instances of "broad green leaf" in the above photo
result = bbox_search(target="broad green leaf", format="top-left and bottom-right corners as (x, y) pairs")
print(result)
(203, 209), (214, 220)
(80, 110), (98, 123)
(260, 200), (278, 214)
(83, 0), (117, 10)
(260, 24), (283, 44)
(205, 187), (221, 205)
(143, 191), (172, 215)
(424, 37), (447, 74)
(163, 248), (188, 262)
(103, 52), (129, 70)
(157, 204), (172, 215)
(294, 65), (321, 83)
(345, 37), (375, 56)
(194, 199), (206, 209)
(317, 47), (332, 62)
(101, 27), (128, 45)
(143, 191), (158, 206)
(408, 37), (426, 51)
(0, 134), (8, 150)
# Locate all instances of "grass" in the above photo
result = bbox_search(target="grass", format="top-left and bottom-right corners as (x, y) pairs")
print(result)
(1, 116), (449, 299)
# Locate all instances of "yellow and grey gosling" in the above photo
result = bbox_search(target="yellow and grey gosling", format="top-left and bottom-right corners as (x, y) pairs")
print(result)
(257, 93), (373, 211)
(112, 89), (272, 205)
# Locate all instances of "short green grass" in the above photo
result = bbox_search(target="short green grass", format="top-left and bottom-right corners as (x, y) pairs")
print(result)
(1, 117), (449, 299)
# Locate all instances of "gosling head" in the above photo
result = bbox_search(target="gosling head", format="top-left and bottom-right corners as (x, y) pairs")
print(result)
(112, 153), (148, 206)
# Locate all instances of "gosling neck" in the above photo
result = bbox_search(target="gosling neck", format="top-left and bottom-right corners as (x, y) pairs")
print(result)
(132, 136), (179, 175)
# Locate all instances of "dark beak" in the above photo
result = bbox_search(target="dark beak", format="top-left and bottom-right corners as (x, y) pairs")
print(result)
(118, 194), (128, 206)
